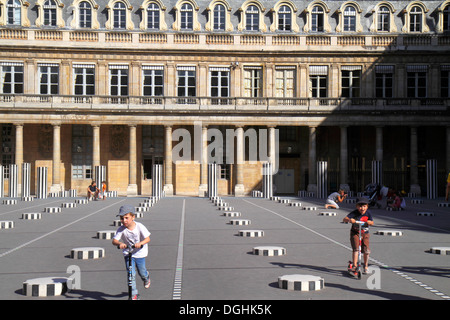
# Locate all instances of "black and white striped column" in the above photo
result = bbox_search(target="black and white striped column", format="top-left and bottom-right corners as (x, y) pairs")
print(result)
(0, 165), (4, 198)
(22, 163), (31, 198)
(37, 167), (48, 199)
(262, 162), (273, 199)
(95, 165), (106, 190)
(152, 164), (163, 199)
(371, 160), (383, 186)
(316, 161), (327, 199)
(8, 164), (18, 198)
(208, 163), (218, 198)
(426, 159), (437, 199)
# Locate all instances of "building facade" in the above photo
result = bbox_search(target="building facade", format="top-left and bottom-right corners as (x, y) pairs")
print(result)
(0, 0), (449, 197)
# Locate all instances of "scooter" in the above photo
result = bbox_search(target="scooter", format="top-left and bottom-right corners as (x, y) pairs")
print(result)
(347, 220), (365, 280)
(118, 244), (135, 300)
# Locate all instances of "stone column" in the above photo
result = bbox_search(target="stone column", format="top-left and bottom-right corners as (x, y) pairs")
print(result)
(307, 126), (317, 193)
(198, 125), (208, 197)
(339, 126), (349, 191)
(163, 125), (174, 196)
(376, 126), (383, 162)
(234, 126), (245, 196)
(127, 124), (138, 196)
(92, 125), (100, 168)
(15, 124), (23, 196)
(410, 127), (421, 195)
(50, 124), (62, 193)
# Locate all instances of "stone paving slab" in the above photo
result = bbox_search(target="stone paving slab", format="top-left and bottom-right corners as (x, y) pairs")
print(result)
(0, 195), (449, 303)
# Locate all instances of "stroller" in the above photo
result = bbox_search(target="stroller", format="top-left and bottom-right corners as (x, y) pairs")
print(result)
(364, 183), (381, 208)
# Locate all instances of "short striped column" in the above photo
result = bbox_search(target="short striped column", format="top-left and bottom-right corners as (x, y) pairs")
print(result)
(253, 246), (286, 256)
(238, 230), (264, 237)
(316, 161), (327, 199)
(208, 163), (218, 198)
(417, 212), (435, 217)
(278, 274), (324, 291)
(22, 213), (42, 220)
(426, 159), (437, 199)
(76, 198), (89, 204)
(152, 164), (163, 199)
(22, 163), (31, 198)
(70, 247), (105, 260)
(376, 230), (403, 236)
(262, 162), (273, 199)
(44, 207), (61, 213)
(429, 247), (450, 255)
(371, 160), (383, 186)
(0, 221), (14, 229)
(62, 202), (76, 208)
(9, 164), (18, 198)
(23, 277), (69, 297)
(230, 219), (251, 226)
(36, 167), (48, 199)
(97, 230), (116, 240)
(223, 212), (241, 217)
(319, 212), (337, 216)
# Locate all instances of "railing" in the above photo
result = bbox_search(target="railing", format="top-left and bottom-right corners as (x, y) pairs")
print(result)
(0, 94), (448, 112)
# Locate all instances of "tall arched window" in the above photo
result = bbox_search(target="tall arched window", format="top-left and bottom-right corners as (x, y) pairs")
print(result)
(180, 3), (193, 30)
(113, 2), (126, 29)
(213, 3), (225, 30)
(278, 5), (291, 31)
(377, 5), (390, 31)
(343, 5), (356, 31)
(6, 0), (21, 25)
(43, 0), (57, 26)
(444, 5), (450, 31)
(147, 3), (160, 29)
(246, 5), (259, 31)
(311, 5), (324, 32)
(410, 6), (422, 32)
(79, 1), (92, 28)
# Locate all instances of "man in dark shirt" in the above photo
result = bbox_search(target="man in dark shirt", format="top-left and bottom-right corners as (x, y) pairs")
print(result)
(87, 181), (99, 200)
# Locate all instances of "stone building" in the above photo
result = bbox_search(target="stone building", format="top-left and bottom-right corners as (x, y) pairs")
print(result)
(0, 0), (449, 197)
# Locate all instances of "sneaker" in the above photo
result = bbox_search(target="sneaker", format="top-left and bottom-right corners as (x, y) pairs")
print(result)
(144, 277), (151, 289)
(130, 294), (140, 300)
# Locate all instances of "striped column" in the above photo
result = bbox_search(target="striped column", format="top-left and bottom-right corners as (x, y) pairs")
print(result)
(22, 163), (31, 198)
(95, 165), (106, 190)
(316, 161), (327, 199)
(262, 162), (273, 199)
(208, 163), (218, 198)
(37, 167), (48, 199)
(9, 164), (18, 198)
(152, 164), (163, 199)
(0, 165), (4, 198)
(426, 159), (437, 199)
(371, 160), (383, 185)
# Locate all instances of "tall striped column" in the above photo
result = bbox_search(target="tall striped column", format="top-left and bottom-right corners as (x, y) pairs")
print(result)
(22, 163), (31, 198)
(37, 167), (48, 199)
(152, 164), (163, 199)
(371, 160), (383, 186)
(317, 161), (327, 199)
(426, 159), (437, 199)
(95, 165), (106, 190)
(262, 162), (273, 199)
(208, 163), (218, 198)
(9, 164), (18, 198)
(0, 165), (4, 198)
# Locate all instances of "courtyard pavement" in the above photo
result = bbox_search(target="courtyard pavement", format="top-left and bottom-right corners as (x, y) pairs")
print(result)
(0, 193), (449, 309)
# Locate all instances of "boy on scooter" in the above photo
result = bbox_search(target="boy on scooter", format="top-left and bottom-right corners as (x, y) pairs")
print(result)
(343, 198), (374, 275)
(112, 205), (151, 300)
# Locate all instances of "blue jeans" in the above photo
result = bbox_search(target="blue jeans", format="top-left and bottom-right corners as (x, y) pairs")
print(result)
(124, 256), (149, 296)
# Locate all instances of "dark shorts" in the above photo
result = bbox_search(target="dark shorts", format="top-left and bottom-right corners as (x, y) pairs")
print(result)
(350, 231), (370, 254)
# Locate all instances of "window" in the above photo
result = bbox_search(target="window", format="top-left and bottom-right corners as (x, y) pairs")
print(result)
(113, 2), (126, 29)
(79, 1), (92, 28)
(309, 66), (328, 99)
(377, 5), (390, 32)
(109, 65), (128, 103)
(375, 65), (394, 98)
(243, 67), (262, 98)
(441, 66), (450, 98)
(410, 6), (422, 32)
(275, 66), (295, 98)
(311, 5), (324, 32)
(180, 3), (193, 30)
(210, 67), (230, 104)
(213, 4), (226, 31)
(73, 64), (95, 97)
(142, 125), (164, 179)
(7, 0), (21, 25)
(278, 5), (291, 31)
(246, 5), (259, 31)
(444, 5), (450, 32)
(147, 3), (160, 29)
(0, 62), (23, 94)
(407, 65), (427, 98)
(177, 66), (196, 103)
(72, 125), (92, 180)
(143, 65), (164, 99)
(343, 5), (356, 31)
(43, 0), (57, 26)
(39, 64), (59, 95)
(341, 66), (361, 98)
